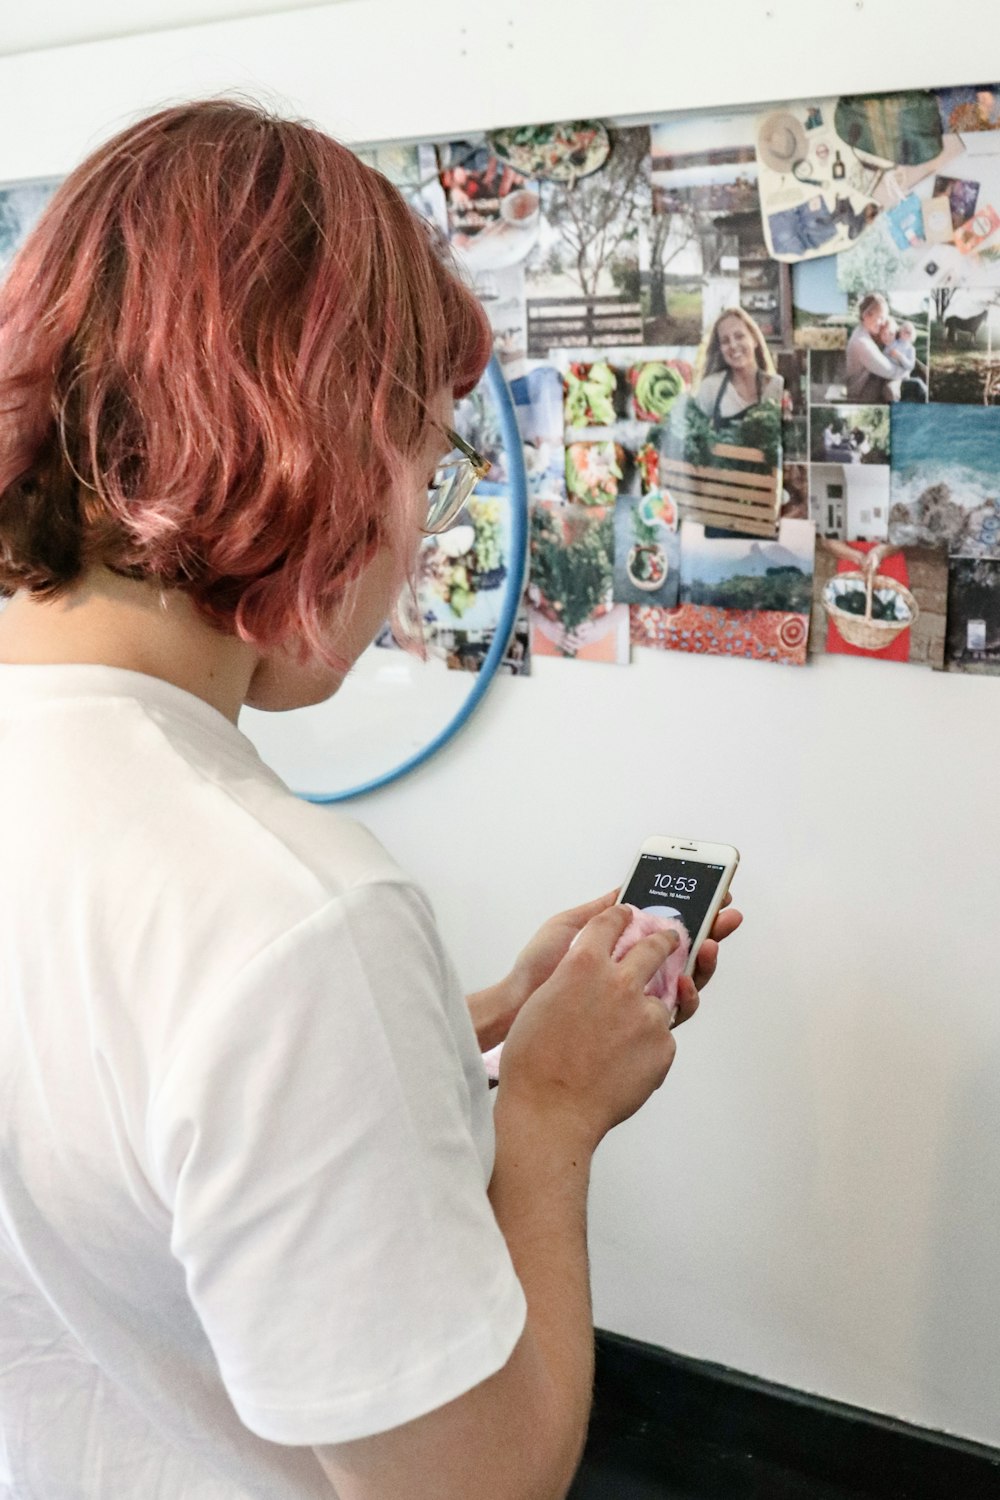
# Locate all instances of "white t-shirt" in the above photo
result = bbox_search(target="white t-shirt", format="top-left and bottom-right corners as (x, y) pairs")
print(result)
(0, 664), (526, 1499)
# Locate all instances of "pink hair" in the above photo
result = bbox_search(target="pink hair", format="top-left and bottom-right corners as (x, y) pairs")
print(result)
(0, 99), (491, 668)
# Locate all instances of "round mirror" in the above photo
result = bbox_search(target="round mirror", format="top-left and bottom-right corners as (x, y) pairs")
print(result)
(240, 356), (529, 803)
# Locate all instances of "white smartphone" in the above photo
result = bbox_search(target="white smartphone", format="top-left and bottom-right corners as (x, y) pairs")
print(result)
(615, 836), (740, 977)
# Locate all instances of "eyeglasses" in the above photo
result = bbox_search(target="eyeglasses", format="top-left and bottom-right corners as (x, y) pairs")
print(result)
(423, 428), (492, 535)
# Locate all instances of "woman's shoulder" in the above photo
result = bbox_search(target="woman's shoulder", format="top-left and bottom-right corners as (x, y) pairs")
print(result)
(694, 369), (725, 411)
(760, 371), (784, 403)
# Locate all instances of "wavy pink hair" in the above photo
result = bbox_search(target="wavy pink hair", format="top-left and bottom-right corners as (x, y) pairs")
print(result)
(0, 100), (491, 668)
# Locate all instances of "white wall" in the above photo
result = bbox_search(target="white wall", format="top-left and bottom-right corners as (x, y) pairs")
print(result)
(3, 0), (1000, 1451)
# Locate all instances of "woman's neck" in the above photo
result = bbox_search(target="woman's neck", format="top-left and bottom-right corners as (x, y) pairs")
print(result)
(0, 567), (259, 724)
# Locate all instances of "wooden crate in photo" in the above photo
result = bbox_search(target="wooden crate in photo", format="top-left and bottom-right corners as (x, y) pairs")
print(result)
(660, 441), (781, 538)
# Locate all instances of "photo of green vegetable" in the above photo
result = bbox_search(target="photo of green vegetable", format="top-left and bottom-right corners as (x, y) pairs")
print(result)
(565, 440), (626, 504)
(563, 360), (621, 427)
(629, 360), (685, 421)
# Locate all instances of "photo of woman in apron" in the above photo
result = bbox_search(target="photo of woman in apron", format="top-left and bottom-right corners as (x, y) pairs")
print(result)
(685, 307), (785, 537)
(693, 307), (784, 428)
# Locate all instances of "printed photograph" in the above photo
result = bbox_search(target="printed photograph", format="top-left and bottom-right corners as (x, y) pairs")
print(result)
(477, 267), (532, 373)
(612, 495), (681, 608)
(945, 557), (1000, 673)
(354, 142), (448, 233)
(836, 144), (1000, 295)
(439, 137), (539, 264)
(527, 501), (629, 662)
(808, 292), (929, 405)
(0, 179), (61, 273)
(933, 174), (981, 230)
(781, 461), (810, 521)
(647, 110), (791, 349)
(650, 112), (760, 216)
(431, 613), (531, 676)
(562, 358), (629, 428)
(810, 404), (890, 465)
(628, 356), (695, 424)
(811, 537), (948, 667)
(565, 440), (630, 505)
(792, 253), (849, 350)
(641, 196), (718, 346)
(809, 463), (890, 541)
(884, 193), (927, 251)
(937, 85), (1000, 134)
(889, 405), (1000, 557)
(523, 126), (650, 357)
(488, 122), (611, 183)
(630, 599), (810, 666)
(509, 363), (566, 501)
(679, 517), (815, 614)
(453, 383), (510, 484)
(775, 349), (808, 460)
(656, 308), (784, 538)
(928, 287), (1000, 403)
(553, 345), (696, 433)
(552, 345), (697, 506)
(756, 101), (881, 265)
(416, 491), (510, 629)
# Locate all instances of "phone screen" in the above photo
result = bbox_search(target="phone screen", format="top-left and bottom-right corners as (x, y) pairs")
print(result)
(619, 853), (727, 953)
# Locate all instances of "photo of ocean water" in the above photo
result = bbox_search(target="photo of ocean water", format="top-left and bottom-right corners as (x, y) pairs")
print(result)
(889, 405), (1000, 558)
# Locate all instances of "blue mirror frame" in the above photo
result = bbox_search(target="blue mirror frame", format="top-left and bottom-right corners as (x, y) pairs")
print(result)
(301, 354), (529, 804)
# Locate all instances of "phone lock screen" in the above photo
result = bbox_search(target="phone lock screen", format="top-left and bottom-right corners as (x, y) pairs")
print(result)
(620, 854), (725, 950)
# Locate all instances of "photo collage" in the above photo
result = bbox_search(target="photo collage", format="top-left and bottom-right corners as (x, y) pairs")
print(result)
(395, 88), (1000, 674)
(3, 88), (999, 677)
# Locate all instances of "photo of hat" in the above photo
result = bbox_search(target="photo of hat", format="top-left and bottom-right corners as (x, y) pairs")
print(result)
(757, 111), (810, 175)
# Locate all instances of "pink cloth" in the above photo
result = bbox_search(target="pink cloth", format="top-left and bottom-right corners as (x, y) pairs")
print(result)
(612, 905), (690, 1013)
(482, 906), (690, 1083)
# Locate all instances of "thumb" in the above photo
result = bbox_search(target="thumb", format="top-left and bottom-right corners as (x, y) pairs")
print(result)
(577, 902), (634, 957)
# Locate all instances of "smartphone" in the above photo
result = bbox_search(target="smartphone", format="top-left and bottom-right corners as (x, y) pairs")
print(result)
(616, 836), (740, 977)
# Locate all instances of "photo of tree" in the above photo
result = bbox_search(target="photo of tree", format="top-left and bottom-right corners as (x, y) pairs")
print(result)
(524, 127), (651, 356)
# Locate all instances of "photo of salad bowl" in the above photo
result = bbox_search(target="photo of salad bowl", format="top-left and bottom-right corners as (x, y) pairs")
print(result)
(627, 542), (669, 591)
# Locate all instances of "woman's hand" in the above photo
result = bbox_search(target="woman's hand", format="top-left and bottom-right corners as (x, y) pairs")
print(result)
(467, 888), (743, 1052)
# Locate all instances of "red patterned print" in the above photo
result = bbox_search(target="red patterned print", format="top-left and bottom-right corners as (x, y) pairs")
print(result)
(631, 603), (810, 665)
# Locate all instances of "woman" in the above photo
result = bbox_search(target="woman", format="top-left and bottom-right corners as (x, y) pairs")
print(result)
(0, 103), (739, 1499)
(845, 292), (900, 404)
(693, 307), (783, 425)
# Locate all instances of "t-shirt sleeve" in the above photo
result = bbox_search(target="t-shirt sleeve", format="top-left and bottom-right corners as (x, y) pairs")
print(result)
(147, 880), (527, 1446)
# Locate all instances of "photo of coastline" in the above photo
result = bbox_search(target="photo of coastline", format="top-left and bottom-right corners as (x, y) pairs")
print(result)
(889, 405), (1000, 557)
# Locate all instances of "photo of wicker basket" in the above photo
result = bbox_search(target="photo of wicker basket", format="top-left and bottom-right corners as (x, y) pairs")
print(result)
(821, 568), (919, 651)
